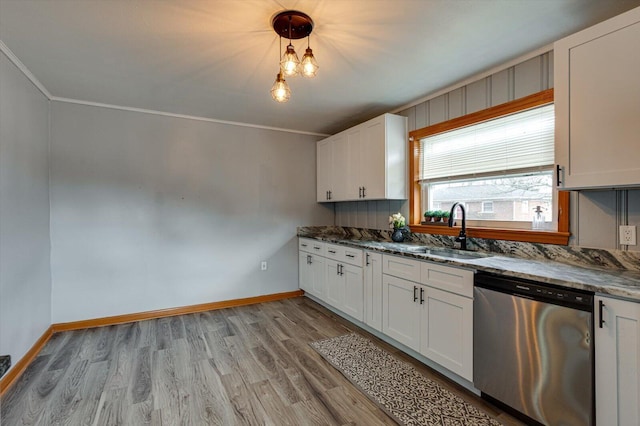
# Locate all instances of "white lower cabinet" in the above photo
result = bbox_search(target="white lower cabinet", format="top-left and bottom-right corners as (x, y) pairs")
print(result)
(382, 254), (474, 382)
(364, 251), (383, 332)
(382, 274), (422, 351)
(420, 286), (473, 380)
(300, 241), (474, 383)
(595, 296), (640, 426)
(299, 251), (326, 300)
(342, 264), (364, 321)
(325, 259), (364, 322)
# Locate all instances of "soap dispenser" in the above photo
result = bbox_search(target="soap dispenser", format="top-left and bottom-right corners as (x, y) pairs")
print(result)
(532, 205), (545, 230)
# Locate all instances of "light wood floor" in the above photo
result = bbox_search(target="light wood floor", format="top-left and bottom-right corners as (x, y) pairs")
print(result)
(1, 297), (523, 425)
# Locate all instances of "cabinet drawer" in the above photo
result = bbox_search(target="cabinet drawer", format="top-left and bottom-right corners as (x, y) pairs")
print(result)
(299, 239), (326, 256)
(299, 238), (316, 253)
(325, 243), (363, 267)
(325, 243), (344, 261)
(420, 262), (473, 298)
(343, 247), (363, 267)
(382, 254), (421, 282)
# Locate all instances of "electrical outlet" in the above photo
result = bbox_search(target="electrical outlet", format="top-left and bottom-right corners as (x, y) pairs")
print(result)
(261, 261), (268, 271)
(619, 225), (637, 246)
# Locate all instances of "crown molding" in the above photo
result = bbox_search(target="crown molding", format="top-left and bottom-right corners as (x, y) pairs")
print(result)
(50, 97), (330, 137)
(0, 39), (52, 100)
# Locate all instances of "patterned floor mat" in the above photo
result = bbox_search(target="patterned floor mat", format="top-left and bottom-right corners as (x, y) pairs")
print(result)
(310, 333), (503, 426)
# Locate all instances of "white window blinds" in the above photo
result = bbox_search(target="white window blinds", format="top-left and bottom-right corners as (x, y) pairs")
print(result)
(418, 104), (554, 181)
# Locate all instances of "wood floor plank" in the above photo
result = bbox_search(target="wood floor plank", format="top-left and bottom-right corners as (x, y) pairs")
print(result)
(43, 359), (90, 425)
(156, 317), (172, 351)
(64, 360), (110, 426)
(129, 346), (152, 404)
(219, 372), (273, 425)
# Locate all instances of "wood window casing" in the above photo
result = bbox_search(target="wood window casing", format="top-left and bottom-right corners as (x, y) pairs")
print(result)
(408, 88), (570, 245)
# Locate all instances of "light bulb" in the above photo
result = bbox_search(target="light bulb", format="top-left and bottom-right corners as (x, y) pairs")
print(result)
(280, 43), (300, 77)
(270, 72), (291, 103)
(300, 47), (319, 78)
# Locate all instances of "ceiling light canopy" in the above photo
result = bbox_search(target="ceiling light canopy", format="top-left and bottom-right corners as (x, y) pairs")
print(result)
(270, 10), (318, 103)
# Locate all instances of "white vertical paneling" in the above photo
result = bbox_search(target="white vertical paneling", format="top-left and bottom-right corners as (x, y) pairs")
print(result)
(368, 201), (380, 229)
(466, 78), (489, 114)
(491, 68), (511, 106)
(548, 51), (554, 88)
(541, 52), (551, 90)
(448, 87), (465, 119)
(357, 201), (368, 228)
(627, 190), (640, 252)
(415, 102), (428, 129)
(514, 56), (543, 99)
(429, 95), (447, 125)
(377, 200), (392, 230)
(398, 107), (416, 132)
(576, 191), (618, 249)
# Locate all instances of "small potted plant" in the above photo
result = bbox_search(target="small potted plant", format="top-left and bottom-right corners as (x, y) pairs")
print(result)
(432, 210), (444, 222)
(441, 211), (451, 223)
(423, 210), (435, 223)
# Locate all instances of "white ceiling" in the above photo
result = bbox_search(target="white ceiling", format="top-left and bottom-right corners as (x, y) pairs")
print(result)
(1, 0), (639, 135)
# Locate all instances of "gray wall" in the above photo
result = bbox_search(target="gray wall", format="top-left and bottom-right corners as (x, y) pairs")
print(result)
(336, 51), (640, 251)
(49, 102), (333, 323)
(0, 51), (52, 367)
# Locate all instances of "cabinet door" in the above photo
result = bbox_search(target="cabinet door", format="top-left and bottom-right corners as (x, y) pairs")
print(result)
(325, 259), (343, 308)
(595, 296), (640, 426)
(299, 252), (313, 293)
(364, 252), (383, 331)
(346, 127), (362, 200)
(555, 8), (640, 189)
(420, 286), (473, 381)
(310, 254), (326, 301)
(360, 116), (386, 199)
(382, 275), (421, 351)
(342, 264), (364, 322)
(317, 138), (332, 202)
(330, 133), (348, 201)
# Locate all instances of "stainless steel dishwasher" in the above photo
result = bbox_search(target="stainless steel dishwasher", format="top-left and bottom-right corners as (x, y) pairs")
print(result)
(474, 272), (594, 426)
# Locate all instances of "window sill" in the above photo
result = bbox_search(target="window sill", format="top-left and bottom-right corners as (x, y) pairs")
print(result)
(409, 224), (570, 245)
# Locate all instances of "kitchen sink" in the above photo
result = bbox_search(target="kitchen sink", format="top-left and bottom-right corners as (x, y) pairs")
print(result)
(402, 246), (490, 260)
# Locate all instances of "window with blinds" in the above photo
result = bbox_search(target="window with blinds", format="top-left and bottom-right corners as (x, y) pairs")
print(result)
(418, 104), (554, 182)
(417, 104), (555, 229)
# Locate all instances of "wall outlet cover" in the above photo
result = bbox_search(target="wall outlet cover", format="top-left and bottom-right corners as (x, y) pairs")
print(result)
(261, 261), (268, 271)
(619, 225), (637, 245)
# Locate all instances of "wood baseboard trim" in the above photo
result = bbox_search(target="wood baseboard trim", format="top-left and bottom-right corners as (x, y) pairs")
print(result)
(0, 325), (53, 397)
(52, 290), (304, 333)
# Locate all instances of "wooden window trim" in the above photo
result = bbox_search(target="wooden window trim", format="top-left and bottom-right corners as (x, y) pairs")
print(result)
(408, 88), (570, 245)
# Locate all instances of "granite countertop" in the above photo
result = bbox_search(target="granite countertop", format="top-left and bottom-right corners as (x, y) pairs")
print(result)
(300, 235), (640, 302)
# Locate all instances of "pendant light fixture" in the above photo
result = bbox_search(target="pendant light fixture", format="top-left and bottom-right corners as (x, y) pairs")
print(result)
(270, 10), (318, 102)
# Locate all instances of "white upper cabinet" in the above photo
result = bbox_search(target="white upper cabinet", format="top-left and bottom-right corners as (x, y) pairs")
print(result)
(317, 113), (407, 202)
(555, 7), (640, 189)
(317, 133), (348, 202)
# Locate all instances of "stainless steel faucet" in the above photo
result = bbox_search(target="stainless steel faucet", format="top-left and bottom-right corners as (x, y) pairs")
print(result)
(448, 202), (467, 250)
